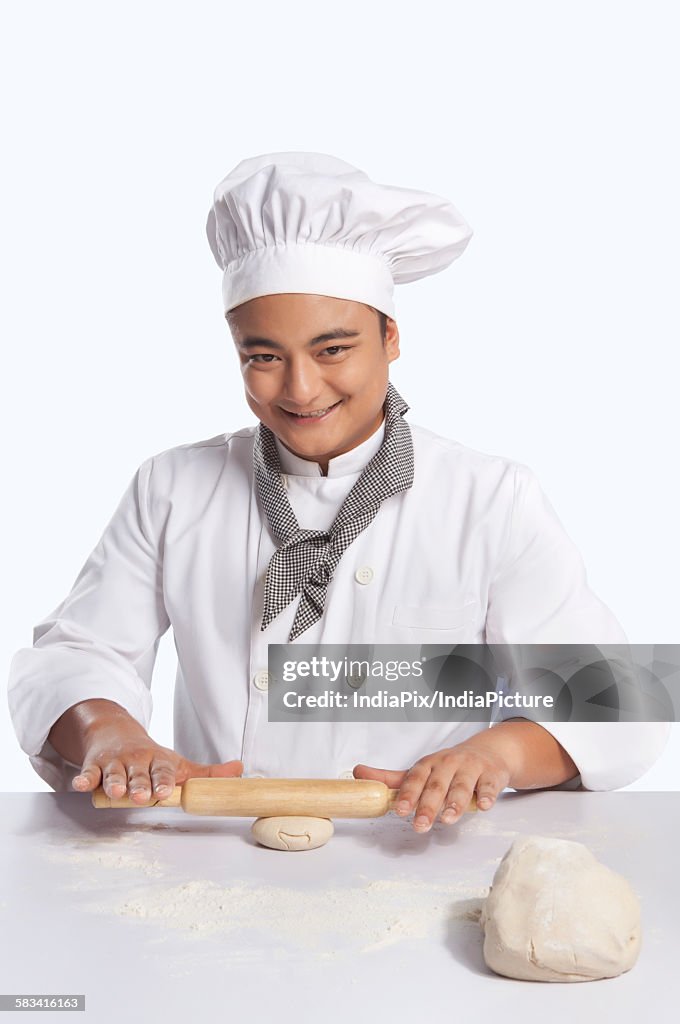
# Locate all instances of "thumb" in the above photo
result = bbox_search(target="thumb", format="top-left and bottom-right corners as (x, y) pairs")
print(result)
(353, 763), (408, 789)
(176, 759), (244, 784)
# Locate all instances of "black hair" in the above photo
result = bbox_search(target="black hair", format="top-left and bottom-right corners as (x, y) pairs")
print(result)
(365, 304), (388, 342)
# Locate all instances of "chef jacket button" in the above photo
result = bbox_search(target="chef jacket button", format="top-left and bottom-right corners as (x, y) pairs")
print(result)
(355, 565), (374, 585)
(339, 770), (355, 780)
(253, 670), (270, 691)
(347, 673), (365, 689)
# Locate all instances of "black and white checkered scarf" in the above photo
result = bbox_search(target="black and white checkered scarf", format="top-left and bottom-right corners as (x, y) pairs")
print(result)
(253, 382), (414, 641)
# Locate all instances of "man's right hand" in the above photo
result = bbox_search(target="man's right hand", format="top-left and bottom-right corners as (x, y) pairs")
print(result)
(48, 698), (243, 803)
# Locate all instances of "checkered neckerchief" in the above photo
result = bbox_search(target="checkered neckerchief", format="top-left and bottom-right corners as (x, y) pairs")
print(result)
(253, 383), (414, 641)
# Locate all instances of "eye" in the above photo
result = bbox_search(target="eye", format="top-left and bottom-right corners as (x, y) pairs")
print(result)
(248, 353), (279, 363)
(321, 345), (349, 356)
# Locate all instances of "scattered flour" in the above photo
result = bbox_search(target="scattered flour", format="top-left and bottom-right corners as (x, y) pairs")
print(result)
(43, 831), (164, 878)
(457, 817), (521, 839)
(85, 876), (487, 956)
(39, 830), (486, 960)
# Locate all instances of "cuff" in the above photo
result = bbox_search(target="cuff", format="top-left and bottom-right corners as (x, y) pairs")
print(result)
(8, 652), (154, 792)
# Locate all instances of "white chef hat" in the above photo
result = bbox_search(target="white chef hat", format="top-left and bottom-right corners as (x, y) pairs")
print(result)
(206, 151), (473, 319)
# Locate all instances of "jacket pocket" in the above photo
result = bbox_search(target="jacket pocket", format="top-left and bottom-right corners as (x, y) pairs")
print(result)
(391, 602), (479, 631)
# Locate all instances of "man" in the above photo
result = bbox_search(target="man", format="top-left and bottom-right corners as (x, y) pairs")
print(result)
(8, 152), (669, 832)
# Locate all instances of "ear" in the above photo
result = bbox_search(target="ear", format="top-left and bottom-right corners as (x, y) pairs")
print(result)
(385, 317), (400, 364)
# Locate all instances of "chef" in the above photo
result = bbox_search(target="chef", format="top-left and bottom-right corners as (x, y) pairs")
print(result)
(8, 152), (669, 833)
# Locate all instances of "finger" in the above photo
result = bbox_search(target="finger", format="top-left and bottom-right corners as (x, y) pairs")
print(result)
(439, 773), (480, 825)
(72, 763), (102, 792)
(412, 770), (455, 832)
(149, 759), (178, 797)
(126, 761), (154, 803)
(394, 762), (432, 817)
(101, 760), (128, 799)
(352, 764), (408, 789)
(475, 771), (506, 811)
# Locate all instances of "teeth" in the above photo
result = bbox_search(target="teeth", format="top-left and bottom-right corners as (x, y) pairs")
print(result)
(291, 405), (334, 418)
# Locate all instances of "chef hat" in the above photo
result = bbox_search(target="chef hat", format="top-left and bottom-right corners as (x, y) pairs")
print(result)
(206, 151), (473, 319)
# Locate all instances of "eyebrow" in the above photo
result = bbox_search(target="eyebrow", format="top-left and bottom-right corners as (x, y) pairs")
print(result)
(238, 328), (361, 351)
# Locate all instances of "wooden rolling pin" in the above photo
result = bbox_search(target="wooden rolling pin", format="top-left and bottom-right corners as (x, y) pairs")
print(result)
(91, 778), (478, 818)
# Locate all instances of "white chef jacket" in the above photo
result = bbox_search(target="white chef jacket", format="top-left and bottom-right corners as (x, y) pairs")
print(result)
(8, 418), (669, 792)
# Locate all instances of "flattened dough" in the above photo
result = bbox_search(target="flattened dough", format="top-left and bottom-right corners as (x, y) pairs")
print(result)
(480, 835), (641, 982)
(251, 816), (334, 851)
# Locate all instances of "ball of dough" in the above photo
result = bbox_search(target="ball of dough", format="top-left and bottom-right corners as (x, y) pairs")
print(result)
(251, 816), (334, 851)
(480, 835), (641, 982)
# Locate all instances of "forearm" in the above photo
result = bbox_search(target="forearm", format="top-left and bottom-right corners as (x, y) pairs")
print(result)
(47, 699), (146, 766)
(483, 720), (579, 789)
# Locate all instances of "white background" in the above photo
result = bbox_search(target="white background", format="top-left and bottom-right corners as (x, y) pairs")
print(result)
(1, 0), (678, 790)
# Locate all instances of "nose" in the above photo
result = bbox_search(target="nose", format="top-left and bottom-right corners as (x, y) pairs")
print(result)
(281, 356), (324, 408)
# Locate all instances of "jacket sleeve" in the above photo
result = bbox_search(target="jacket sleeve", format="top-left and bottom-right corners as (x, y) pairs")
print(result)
(7, 456), (171, 791)
(484, 463), (671, 790)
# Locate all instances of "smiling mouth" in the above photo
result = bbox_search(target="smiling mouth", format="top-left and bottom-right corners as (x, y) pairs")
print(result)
(280, 400), (342, 422)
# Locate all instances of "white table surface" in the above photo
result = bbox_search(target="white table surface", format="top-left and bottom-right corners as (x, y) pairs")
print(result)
(0, 791), (677, 1023)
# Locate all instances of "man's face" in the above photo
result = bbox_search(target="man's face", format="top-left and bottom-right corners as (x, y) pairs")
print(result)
(228, 293), (400, 471)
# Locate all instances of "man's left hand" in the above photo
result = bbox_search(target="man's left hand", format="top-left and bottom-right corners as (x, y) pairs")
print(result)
(353, 734), (513, 832)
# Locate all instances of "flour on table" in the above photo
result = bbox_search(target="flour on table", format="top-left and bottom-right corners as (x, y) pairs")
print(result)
(85, 876), (487, 957)
(40, 833), (486, 959)
(43, 831), (164, 878)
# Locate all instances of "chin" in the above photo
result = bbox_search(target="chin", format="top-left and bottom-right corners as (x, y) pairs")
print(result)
(284, 436), (334, 457)
(281, 428), (340, 460)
